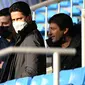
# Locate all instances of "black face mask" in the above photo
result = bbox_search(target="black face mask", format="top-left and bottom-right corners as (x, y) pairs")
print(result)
(0, 26), (12, 38)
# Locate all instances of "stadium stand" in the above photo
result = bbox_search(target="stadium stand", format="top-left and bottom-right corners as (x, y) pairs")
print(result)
(34, 0), (83, 38)
(47, 3), (58, 10)
(16, 77), (32, 85)
(60, 1), (70, 7)
(0, 0), (83, 85)
(35, 6), (46, 13)
(47, 10), (57, 20)
(72, 0), (79, 5)
(35, 13), (45, 23)
(3, 79), (16, 85)
(0, 67), (85, 85)
(72, 6), (81, 16)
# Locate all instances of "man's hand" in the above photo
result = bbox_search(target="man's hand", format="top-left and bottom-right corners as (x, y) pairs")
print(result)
(0, 61), (4, 69)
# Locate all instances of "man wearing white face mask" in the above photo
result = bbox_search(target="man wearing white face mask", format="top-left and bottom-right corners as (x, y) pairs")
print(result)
(1, 1), (46, 82)
(13, 21), (28, 33)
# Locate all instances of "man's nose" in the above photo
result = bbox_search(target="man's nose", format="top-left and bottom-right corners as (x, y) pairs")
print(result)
(48, 31), (52, 37)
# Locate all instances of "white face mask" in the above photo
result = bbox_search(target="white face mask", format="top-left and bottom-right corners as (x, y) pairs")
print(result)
(13, 21), (27, 33)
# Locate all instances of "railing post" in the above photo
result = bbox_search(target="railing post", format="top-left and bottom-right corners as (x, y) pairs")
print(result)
(82, 9), (85, 67)
(53, 52), (60, 85)
(32, 11), (36, 21)
(44, 6), (48, 48)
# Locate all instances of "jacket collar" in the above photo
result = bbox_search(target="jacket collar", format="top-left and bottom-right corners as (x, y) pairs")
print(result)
(15, 21), (37, 46)
(68, 34), (81, 48)
(46, 34), (81, 48)
(18, 21), (37, 37)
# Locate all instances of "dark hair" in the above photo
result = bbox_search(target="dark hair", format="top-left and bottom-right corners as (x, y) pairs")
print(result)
(0, 7), (10, 16)
(9, 1), (31, 16)
(48, 13), (73, 36)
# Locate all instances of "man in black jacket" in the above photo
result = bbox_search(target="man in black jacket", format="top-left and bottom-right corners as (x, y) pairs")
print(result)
(47, 13), (81, 70)
(8, 1), (46, 80)
(0, 8), (16, 81)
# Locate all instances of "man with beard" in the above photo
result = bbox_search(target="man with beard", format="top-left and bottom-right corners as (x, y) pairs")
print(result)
(47, 13), (81, 70)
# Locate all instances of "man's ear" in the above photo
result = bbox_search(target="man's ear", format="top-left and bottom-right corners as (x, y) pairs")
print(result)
(26, 15), (32, 23)
(64, 28), (69, 35)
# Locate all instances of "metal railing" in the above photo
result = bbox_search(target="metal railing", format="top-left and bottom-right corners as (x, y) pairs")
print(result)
(82, 9), (85, 67)
(0, 47), (76, 85)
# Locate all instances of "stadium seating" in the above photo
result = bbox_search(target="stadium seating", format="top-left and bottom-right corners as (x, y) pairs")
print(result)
(0, 83), (4, 85)
(35, 0), (83, 24)
(35, 6), (46, 13)
(35, 13), (45, 23)
(47, 3), (58, 10)
(72, 17), (78, 23)
(37, 24), (44, 31)
(0, 77), (32, 85)
(60, 69), (73, 85)
(60, 67), (85, 85)
(0, 1), (83, 85)
(60, 1), (70, 7)
(16, 77), (32, 85)
(72, 0), (79, 5)
(79, 0), (83, 3)
(30, 73), (53, 85)
(0, 67), (85, 85)
(68, 67), (85, 85)
(72, 6), (81, 16)
(60, 9), (70, 15)
(34, 0), (83, 38)
(47, 10), (57, 20)
(3, 79), (16, 85)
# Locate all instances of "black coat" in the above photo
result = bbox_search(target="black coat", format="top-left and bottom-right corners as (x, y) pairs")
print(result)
(46, 34), (81, 70)
(0, 34), (15, 82)
(0, 21), (46, 82)
(60, 34), (81, 70)
(0, 37), (9, 80)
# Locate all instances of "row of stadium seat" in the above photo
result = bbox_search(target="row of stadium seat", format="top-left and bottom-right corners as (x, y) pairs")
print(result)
(0, 67), (85, 85)
(35, 8), (80, 23)
(34, 0), (83, 38)
(35, 0), (83, 13)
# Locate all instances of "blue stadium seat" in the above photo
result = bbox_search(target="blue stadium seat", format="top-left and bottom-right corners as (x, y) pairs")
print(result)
(72, 6), (81, 16)
(30, 67), (85, 85)
(35, 13), (45, 23)
(0, 67), (85, 85)
(0, 83), (4, 85)
(48, 3), (58, 10)
(37, 24), (45, 36)
(47, 10), (56, 20)
(79, 0), (83, 3)
(68, 67), (85, 85)
(72, 0), (79, 5)
(4, 79), (16, 85)
(60, 69), (72, 85)
(30, 73), (53, 85)
(35, 6), (46, 13)
(37, 24), (44, 31)
(60, 9), (70, 15)
(79, 3), (83, 8)
(16, 77), (32, 85)
(60, 67), (85, 85)
(72, 17), (78, 23)
(60, 1), (70, 7)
